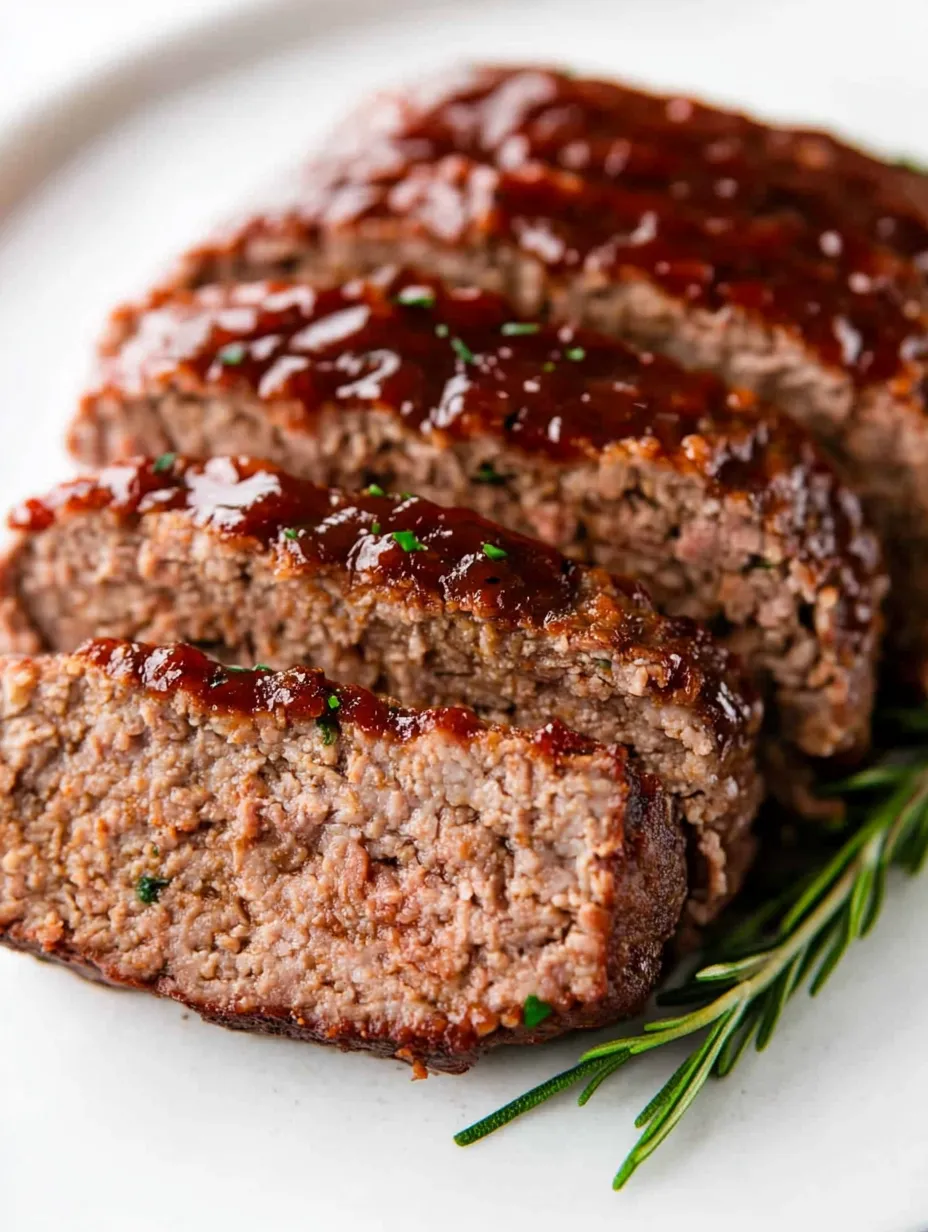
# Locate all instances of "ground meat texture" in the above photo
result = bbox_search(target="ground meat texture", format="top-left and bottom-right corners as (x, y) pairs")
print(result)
(0, 640), (686, 1072)
(68, 275), (884, 762)
(156, 71), (928, 689)
(0, 456), (762, 926)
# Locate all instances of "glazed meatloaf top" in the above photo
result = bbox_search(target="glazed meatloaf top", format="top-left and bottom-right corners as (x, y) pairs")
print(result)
(321, 64), (928, 268)
(8, 454), (757, 761)
(0, 639), (685, 1070)
(80, 274), (882, 655)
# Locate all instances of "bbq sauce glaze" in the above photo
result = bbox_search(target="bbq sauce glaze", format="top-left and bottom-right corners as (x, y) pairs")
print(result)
(77, 636), (606, 759)
(12, 454), (587, 627)
(105, 273), (864, 504)
(339, 65), (928, 269)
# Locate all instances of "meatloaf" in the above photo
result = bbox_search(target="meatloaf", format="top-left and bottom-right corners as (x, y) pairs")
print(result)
(0, 455), (762, 924)
(160, 68), (928, 687)
(0, 639), (686, 1071)
(68, 274), (884, 761)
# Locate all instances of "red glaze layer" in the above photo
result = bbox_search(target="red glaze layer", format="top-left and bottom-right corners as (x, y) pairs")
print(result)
(331, 65), (928, 270)
(13, 455), (585, 627)
(77, 638), (629, 766)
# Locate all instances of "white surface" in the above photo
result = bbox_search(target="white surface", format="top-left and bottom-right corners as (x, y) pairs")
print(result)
(0, 2), (927, 1229)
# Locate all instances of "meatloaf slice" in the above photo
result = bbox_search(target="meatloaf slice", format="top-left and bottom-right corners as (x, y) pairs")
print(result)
(68, 275), (884, 761)
(0, 639), (686, 1072)
(162, 128), (928, 688)
(0, 456), (762, 925)
(320, 64), (928, 270)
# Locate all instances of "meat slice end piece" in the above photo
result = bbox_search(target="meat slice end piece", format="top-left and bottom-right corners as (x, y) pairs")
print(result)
(0, 642), (686, 1071)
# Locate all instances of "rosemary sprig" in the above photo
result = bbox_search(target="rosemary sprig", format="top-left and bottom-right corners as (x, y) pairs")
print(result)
(455, 744), (928, 1188)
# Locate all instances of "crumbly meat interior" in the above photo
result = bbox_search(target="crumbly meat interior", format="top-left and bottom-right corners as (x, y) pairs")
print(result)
(0, 652), (685, 1070)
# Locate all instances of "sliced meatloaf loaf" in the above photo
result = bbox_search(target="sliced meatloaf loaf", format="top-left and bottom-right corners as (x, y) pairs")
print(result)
(68, 275), (884, 761)
(161, 76), (928, 687)
(0, 456), (762, 924)
(0, 639), (686, 1071)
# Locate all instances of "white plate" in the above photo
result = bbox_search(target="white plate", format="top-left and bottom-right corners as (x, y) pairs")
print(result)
(1, 2), (927, 1228)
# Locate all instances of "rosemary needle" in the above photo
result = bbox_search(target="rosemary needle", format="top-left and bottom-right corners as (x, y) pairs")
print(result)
(454, 738), (928, 1189)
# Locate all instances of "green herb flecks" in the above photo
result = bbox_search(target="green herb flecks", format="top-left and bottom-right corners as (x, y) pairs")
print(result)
(253, 664), (273, 673)
(327, 694), (341, 711)
(395, 286), (436, 308)
(370, 521), (381, 536)
(226, 665), (250, 673)
(565, 347), (586, 362)
(455, 733), (928, 1188)
(282, 528), (300, 541)
(482, 543), (508, 561)
(435, 323), (450, 338)
(136, 875), (170, 905)
(218, 342), (247, 366)
(392, 530), (427, 553)
(451, 337), (476, 365)
(366, 483), (386, 497)
(542, 361), (556, 373)
(501, 322), (541, 336)
(594, 658), (612, 672)
(317, 717), (338, 746)
(472, 462), (507, 486)
(152, 453), (177, 474)
(522, 995), (553, 1028)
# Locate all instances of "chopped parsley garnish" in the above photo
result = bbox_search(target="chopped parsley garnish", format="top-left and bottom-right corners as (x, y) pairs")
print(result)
(501, 322), (541, 336)
(472, 462), (507, 486)
(152, 453), (176, 473)
(218, 342), (247, 366)
(317, 717), (338, 745)
(565, 346), (586, 362)
(522, 995), (553, 1028)
(136, 875), (170, 905)
(282, 528), (300, 541)
(542, 360), (556, 373)
(253, 664), (273, 672)
(226, 665), (250, 673)
(394, 287), (436, 308)
(391, 530), (427, 553)
(435, 323), (450, 338)
(450, 337), (476, 364)
(594, 658), (612, 671)
(370, 521), (381, 535)
(366, 483), (386, 497)
(327, 694), (341, 711)
(399, 492), (414, 500)
(482, 543), (508, 561)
